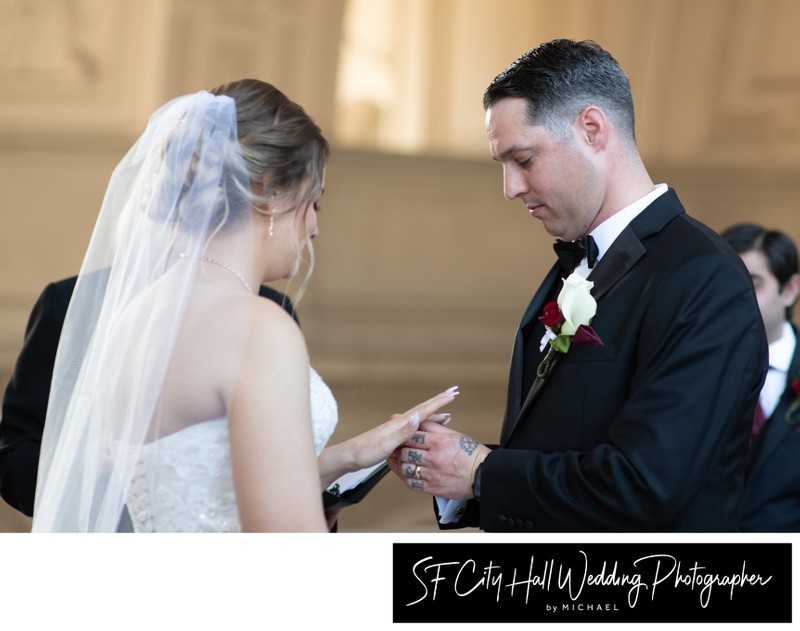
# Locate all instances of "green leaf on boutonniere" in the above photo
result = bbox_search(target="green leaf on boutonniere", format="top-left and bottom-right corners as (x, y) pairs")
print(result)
(551, 335), (571, 354)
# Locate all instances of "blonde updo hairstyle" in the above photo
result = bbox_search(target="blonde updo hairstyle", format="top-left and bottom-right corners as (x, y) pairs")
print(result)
(210, 78), (329, 298)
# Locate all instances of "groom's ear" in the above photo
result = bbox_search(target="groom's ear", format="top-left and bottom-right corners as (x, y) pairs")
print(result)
(781, 273), (800, 309)
(575, 105), (609, 151)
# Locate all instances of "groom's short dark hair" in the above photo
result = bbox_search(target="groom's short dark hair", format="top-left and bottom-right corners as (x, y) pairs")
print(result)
(482, 39), (636, 146)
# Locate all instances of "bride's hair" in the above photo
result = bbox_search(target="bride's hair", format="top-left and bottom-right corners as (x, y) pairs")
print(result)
(211, 78), (328, 207)
(210, 78), (329, 300)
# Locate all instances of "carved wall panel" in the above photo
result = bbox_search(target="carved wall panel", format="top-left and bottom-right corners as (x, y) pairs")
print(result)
(705, 0), (800, 166)
(0, 0), (171, 144)
(165, 0), (345, 132)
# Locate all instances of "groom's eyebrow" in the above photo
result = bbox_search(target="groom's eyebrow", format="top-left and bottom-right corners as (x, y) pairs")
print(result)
(493, 146), (519, 161)
(493, 143), (535, 162)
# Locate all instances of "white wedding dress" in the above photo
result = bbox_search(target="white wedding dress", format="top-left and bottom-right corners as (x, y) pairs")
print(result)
(125, 367), (338, 532)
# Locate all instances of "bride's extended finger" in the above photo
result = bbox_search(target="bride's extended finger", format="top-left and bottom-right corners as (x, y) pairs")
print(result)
(405, 386), (459, 412)
(405, 387), (459, 421)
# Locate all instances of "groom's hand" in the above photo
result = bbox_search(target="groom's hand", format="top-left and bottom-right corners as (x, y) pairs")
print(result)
(388, 421), (490, 500)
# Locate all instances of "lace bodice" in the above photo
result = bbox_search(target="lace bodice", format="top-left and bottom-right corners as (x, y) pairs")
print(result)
(126, 367), (338, 532)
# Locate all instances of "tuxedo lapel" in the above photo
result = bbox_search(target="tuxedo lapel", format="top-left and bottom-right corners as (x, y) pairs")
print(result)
(502, 190), (684, 446)
(586, 226), (646, 300)
(500, 265), (562, 444)
(519, 264), (563, 331)
(506, 352), (562, 443)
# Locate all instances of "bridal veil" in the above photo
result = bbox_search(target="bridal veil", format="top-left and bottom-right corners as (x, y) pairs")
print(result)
(32, 91), (257, 531)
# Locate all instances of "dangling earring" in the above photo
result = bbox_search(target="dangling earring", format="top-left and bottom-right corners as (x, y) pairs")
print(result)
(269, 213), (275, 237)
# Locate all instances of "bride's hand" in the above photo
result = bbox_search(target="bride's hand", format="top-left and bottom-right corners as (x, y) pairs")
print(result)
(318, 386), (459, 487)
(353, 386), (459, 469)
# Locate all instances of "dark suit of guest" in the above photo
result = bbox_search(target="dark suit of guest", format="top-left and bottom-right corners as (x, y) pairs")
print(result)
(448, 189), (767, 532)
(740, 324), (800, 531)
(0, 275), (297, 516)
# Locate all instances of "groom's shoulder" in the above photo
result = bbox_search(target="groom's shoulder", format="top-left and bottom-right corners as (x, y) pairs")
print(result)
(672, 213), (735, 254)
(643, 198), (740, 264)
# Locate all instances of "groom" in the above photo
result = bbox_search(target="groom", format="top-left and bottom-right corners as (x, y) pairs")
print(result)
(390, 39), (767, 531)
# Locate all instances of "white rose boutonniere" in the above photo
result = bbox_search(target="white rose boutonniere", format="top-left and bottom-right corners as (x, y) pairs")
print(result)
(557, 274), (597, 336)
(537, 272), (603, 379)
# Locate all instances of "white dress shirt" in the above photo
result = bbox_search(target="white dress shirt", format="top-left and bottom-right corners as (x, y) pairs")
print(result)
(572, 183), (668, 279)
(761, 321), (796, 419)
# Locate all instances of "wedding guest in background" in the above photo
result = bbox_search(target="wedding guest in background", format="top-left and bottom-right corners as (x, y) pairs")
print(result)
(390, 39), (767, 531)
(721, 223), (800, 532)
(0, 274), (297, 517)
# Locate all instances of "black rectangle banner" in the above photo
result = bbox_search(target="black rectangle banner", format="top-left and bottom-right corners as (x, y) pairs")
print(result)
(393, 543), (791, 623)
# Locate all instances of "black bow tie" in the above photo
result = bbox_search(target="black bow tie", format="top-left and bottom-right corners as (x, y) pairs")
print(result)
(553, 235), (598, 273)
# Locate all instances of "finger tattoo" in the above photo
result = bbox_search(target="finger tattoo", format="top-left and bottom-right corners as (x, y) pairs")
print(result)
(408, 450), (423, 464)
(411, 479), (424, 491)
(411, 434), (426, 445)
(404, 464), (417, 477)
(459, 435), (478, 456)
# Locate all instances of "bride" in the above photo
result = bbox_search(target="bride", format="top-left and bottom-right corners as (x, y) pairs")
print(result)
(31, 79), (456, 532)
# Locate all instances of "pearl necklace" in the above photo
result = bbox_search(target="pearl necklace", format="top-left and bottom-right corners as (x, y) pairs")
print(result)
(180, 253), (253, 293)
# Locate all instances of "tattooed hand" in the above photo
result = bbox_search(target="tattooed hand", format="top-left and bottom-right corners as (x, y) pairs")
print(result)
(388, 421), (491, 500)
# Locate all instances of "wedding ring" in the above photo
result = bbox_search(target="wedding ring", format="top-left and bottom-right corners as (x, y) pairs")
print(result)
(414, 465), (422, 479)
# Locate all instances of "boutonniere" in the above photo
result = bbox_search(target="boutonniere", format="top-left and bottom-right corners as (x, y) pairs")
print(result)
(785, 375), (800, 426)
(537, 272), (604, 379)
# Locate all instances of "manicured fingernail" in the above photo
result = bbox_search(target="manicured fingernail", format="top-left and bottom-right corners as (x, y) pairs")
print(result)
(410, 412), (421, 428)
(446, 386), (460, 396)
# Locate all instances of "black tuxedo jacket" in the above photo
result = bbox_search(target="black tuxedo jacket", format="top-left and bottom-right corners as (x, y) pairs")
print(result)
(0, 275), (297, 516)
(740, 325), (800, 531)
(450, 189), (767, 532)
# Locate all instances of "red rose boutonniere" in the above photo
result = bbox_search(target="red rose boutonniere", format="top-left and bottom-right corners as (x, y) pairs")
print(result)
(536, 272), (604, 379)
(785, 375), (800, 426)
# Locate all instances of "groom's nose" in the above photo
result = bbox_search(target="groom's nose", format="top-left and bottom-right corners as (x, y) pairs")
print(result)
(502, 164), (528, 200)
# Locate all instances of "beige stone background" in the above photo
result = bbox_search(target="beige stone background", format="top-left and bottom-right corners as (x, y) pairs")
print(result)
(0, 0), (798, 533)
